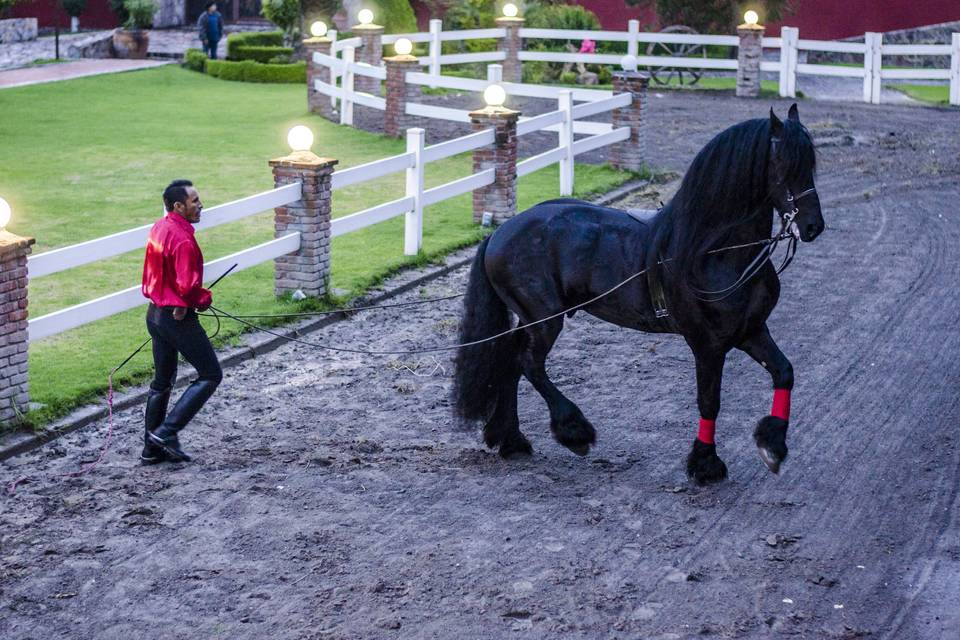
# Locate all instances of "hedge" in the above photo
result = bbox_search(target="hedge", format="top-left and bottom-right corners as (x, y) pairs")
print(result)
(231, 45), (294, 63)
(226, 31), (284, 59)
(184, 48), (207, 72)
(205, 59), (306, 83)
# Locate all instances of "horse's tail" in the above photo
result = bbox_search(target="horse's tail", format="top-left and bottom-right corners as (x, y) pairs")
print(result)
(453, 236), (514, 422)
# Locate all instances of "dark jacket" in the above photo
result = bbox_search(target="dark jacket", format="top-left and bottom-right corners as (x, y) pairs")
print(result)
(197, 11), (224, 44)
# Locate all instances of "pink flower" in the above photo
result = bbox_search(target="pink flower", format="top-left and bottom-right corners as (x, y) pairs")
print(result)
(579, 39), (596, 54)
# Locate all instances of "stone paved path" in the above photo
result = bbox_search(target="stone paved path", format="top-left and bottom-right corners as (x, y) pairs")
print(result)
(0, 58), (172, 89)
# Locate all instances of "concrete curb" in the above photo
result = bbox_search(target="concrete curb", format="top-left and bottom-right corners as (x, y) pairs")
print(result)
(0, 180), (650, 463)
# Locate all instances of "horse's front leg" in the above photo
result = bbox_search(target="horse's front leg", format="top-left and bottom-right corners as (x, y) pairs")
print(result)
(737, 326), (793, 474)
(686, 350), (728, 485)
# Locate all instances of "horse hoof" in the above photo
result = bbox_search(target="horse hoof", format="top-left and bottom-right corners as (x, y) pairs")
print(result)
(567, 443), (590, 457)
(753, 416), (788, 474)
(686, 439), (728, 485)
(499, 434), (533, 459)
(758, 446), (782, 474)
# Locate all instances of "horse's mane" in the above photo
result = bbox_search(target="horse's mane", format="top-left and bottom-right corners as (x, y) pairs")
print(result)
(648, 116), (815, 278)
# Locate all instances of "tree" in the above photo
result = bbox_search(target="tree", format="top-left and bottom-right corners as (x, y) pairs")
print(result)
(0, 0), (25, 19)
(627, 0), (793, 34)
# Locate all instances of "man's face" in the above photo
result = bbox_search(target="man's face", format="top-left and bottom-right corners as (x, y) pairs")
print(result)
(173, 186), (203, 224)
(208, 3), (216, 13)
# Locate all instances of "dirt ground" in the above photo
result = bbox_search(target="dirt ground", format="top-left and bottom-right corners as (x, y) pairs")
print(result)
(2, 92), (959, 639)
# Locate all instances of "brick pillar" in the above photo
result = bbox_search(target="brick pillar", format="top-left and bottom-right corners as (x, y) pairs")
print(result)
(269, 151), (338, 298)
(304, 36), (335, 120)
(737, 23), (765, 98)
(496, 17), (524, 83)
(610, 70), (649, 171)
(0, 231), (34, 427)
(470, 107), (519, 225)
(354, 23), (384, 96)
(384, 54), (422, 138)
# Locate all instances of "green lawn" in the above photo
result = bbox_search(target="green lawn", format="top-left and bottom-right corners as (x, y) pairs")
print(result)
(887, 83), (951, 105)
(0, 65), (635, 428)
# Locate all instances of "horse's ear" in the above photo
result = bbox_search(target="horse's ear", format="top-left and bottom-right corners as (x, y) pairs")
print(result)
(788, 103), (800, 122)
(770, 108), (784, 137)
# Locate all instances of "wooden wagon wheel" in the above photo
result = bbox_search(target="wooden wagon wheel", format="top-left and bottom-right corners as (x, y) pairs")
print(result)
(645, 25), (707, 86)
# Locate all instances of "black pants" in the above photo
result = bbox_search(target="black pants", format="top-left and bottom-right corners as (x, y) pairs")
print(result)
(146, 304), (222, 434)
(205, 38), (219, 59)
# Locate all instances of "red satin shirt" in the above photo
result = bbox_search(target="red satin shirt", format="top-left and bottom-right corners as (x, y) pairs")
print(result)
(141, 212), (212, 309)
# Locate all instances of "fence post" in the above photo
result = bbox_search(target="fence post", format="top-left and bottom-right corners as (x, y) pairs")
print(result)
(864, 32), (883, 105)
(951, 33), (960, 106)
(270, 150), (338, 298)
(340, 45), (355, 126)
(610, 71), (648, 172)
(429, 18), (442, 86)
(0, 231), (34, 428)
(487, 63), (503, 84)
(384, 52), (422, 138)
(404, 128), (425, 255)
(736, 19), (765, 97)
(470, 105), (519, 225)
(328, 29), (339, 110)
(304, 34), (335, 120)
(496, 15), (524, 82)
(779, 26), (798, 98)
(627, 19), (639, 58)
(354, 21), (384, 96)
(558, 89), (574, 196)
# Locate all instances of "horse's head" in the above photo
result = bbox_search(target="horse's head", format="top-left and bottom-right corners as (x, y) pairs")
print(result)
(768, 105), (823, 242)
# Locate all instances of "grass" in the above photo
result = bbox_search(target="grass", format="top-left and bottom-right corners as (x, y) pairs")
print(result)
(0, 65), (636, 428)
(887, 83), (951, 105)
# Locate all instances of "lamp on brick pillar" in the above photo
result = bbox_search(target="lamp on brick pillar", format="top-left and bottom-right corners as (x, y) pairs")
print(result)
(353, 9), (384, 96)
(736, 10), (764, 98)
(0, 197), (34, 427)
(384, 38), (422, 138)
(270, 127), (338, 299)
(470, 85), (519, 225)
(610, 56), (649, 172)
(496, 3), (524, 83)
(304, 20), (336, 120)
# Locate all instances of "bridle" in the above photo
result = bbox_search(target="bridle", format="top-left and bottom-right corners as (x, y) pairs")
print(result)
(687, 140), (819, 303)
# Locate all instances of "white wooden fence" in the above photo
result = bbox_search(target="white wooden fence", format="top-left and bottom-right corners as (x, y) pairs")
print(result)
(315, 22), (960, 106)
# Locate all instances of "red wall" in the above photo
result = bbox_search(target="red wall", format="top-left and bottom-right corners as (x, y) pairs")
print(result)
(767, 0), (960, 40)
(10, 0), (118, 29)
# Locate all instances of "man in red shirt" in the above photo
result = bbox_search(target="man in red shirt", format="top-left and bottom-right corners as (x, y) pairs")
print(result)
(140, 179), (222, 464)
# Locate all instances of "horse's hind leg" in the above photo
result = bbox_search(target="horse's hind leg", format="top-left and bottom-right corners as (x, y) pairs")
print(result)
(520, 318), (596, 456)
(738, 326), (793, 474)
(483, 333), (533, 458)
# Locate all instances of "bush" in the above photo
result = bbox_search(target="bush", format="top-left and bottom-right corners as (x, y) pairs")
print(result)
(205, 59), (306, 83)
(371, 0), (417, 35)
(559, 70), (577, 85)
(123, 0), (156, 29)
(524, 4), (602, 81)
(226, 30), (283, 59)
(0, 0), (26, 19)
(60, 0), (86, 18)
(183, 48), (207, 72)
(260, 0), (299, 45)
(231, 45), (294, 63)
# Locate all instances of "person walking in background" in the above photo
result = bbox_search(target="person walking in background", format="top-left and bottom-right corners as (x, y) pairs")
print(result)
(197, 1), (225, 60)
(140, 180), (222, 464)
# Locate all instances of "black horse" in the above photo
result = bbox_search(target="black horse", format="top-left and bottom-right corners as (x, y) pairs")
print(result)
(452, 105), (823, 484)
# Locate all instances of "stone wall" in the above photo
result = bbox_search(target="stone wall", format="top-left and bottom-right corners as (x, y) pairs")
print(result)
(807, 20), (960, 68)
(0, 18), (38, 43)
(152, 0), (185, 28)
(66, 30), (116, 59)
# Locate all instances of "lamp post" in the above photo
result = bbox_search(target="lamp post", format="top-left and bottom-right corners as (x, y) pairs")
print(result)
(737, 9), (765, 98)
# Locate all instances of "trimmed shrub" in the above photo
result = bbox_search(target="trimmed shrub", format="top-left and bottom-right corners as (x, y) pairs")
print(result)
(184, 47), (208, 72)
(226, 31), (283, 59)
(231, 45), (294, 63)
(206, 59), (306, 83)
(261, 0), (299, 45)
(372, 0), (417, 35)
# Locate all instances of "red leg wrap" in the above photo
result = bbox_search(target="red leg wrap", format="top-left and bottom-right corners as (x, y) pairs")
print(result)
(771, 388), (791, 421)
(697, 418), (716, 445)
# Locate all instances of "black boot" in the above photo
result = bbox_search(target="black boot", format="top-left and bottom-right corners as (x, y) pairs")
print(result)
(148, 378), (219, 463)
(141, 387), (171, 465)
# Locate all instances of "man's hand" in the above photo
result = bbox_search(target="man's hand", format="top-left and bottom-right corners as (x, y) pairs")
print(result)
(172, 307), (187, 321)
